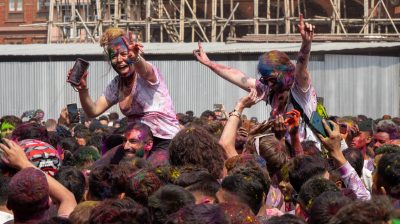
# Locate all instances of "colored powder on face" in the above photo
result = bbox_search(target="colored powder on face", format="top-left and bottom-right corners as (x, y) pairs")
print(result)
(1, 122), (15, 132)
(257, 50), (295, 90)
(107, 37), (129, 63)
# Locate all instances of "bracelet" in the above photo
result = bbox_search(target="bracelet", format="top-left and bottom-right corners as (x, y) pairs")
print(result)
(229, 109), (242, 119)
(133, 55), (142, 64)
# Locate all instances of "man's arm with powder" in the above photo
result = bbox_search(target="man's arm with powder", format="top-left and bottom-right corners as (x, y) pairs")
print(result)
(294, 14), (313, 91)
(0, 139), (77, 217)
(194, 42), (256, 91)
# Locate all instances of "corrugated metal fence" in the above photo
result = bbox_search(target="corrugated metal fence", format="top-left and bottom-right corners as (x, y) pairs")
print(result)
(0, 54), (398, 120)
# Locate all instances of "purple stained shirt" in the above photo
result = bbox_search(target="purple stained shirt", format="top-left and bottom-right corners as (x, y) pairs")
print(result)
(338, 161), (371, 200)
(256, 79), (320, 146)
(103, 63), (180, 139)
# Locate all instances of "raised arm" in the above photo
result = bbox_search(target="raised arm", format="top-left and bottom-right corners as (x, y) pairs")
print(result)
(67, 71), (113, 118)
(0, 139), (77, 217)
(122, 34), (157, 83)
(219, 89), (260, 158)
(294, 14), (314, 91)
(194, 42), (257, 91)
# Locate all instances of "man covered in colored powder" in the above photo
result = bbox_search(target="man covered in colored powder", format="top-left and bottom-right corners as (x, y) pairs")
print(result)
(194, 14), (320, 146)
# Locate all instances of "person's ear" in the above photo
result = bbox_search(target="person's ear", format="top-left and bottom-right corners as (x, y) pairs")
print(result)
(366, 136), (372, 144)
(335, 180), (344, 189)
(144, 139), (153, 151)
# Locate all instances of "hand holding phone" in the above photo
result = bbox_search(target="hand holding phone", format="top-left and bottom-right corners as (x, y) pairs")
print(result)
(67, 58), (90, 87)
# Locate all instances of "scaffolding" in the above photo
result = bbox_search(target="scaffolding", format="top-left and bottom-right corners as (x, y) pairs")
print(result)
(24, 0), (400, 43)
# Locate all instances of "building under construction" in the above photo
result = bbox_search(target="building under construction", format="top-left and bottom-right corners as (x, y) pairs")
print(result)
(1, 0), (400, 44)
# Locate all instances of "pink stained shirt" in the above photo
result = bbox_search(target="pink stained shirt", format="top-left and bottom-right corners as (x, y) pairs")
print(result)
(103, 63), (180, 139)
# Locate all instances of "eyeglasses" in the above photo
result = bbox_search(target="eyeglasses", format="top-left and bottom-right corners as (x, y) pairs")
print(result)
(259, 76), (277, 86)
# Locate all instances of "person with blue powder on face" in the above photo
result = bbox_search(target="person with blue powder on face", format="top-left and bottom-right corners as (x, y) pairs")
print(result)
(194, 14), (320, 147)
(68, 27), (180, 153)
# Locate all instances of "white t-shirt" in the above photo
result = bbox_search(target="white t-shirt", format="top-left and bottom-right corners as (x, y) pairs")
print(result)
(0, 211), (13, 224)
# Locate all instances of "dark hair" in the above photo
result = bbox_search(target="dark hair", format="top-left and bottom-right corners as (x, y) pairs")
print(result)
(221, 166), (267, 214)
(88, 165), (125, 200)
(74, 146), (101, 169)
(301, 140), (321, 157)
(89, 197), (150, 224)
(377, 152), (400, 199)
(69, 201), (100, 224)
(11, 122), (49, 143)
(200, 110), (216, 121)
(375, 144), (400, 155)
(166, 204), (229, 224)
(86, 134), (103, 152)
(297, 177), (340, 214)
(0, 115), (22, 127)
(343, 148), (364, 177)
(108, 112), (119, 121)
(0, 174), (11, 205)
(288, 155), (328, 193)
(308, 191), (351, 224)
(54, 166), (86, 203)
(266, 214), (306, 224)
(169, 126), (227, 179)
(171, 166), (220, 198)
(125, 169), (163, 207)
(57, 137), (79, 154)
(102, 134), (124, 154)
(329, 196), (393, 224)
(98, 115), (109, 122)
(148, 184), (195, 224)
(219, 202), (258, 224)
(38, 217), (72, 224)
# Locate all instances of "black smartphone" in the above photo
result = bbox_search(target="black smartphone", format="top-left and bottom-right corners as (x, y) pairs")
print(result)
(309, 111), (330, 137)
(67, 103), (80, 124)
(67, 58), (90, 86)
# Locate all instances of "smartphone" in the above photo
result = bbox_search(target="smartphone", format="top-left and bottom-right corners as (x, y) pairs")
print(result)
(67, 58), (90, 86)
(67, 103), (80, 124)
(309, 111), (331, 138)
(213, 104), (222, 110)
(78, 108), (87, 124)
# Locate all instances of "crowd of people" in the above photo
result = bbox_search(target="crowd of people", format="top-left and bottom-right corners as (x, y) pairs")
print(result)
(0, 14), (399, 224)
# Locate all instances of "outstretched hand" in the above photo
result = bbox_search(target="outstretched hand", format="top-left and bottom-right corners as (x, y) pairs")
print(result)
(67, 70), (89, 90)
(236, 88), (262, 109)
(317, 120), (346, 167)
(298, 14), (315, 44)
(285, 109), (301, 135)
(122, 33), (144, 62)
(193, 42), (211, 66)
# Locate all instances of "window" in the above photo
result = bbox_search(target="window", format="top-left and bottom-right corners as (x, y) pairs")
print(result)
(37, 0), (49, 19)
(9, 0), (23, 12)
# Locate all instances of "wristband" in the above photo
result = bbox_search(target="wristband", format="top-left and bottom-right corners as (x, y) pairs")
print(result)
(229, 109), (242, 119)
(133, 55), (142, 64)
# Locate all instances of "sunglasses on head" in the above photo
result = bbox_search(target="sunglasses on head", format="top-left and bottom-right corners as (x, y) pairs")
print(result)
(243, 133), (275, 156)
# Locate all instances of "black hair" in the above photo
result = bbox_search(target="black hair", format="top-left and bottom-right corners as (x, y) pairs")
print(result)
(308, 191), (351, 224)
(88, 165), (126, 201)
(148, 184), (195, 224)
(11, 122), (49, 143)
(377, 152), (400, 199)
(0, 174), (11, 205)
(221, 167), (267, 214)
(169, 125), (227, 179)
(343, 148), (364, 177)
(54, 166), (86, 203)
(266, 214), (306, 224)
(38, 217), (72, 224)
(288, 155), (328, 193)
(297, 177), (340, 214)
(166, 204), (229, 224)
(329, 196), (393, 224)
(89, 197), (150, 224)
